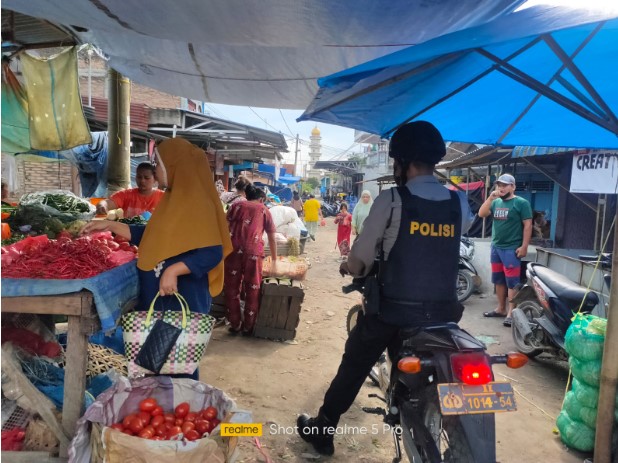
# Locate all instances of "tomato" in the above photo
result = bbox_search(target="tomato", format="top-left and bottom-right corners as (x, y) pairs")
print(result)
(121, 428), (134, 436)
(184, 412), (198, 423)
(139, 398), (158, 413)
(167, 426), (183, 439)
(195, 419), (211, 435)
(151, 406), (164, 416)
(128, 417), (145, 434)
(211, 418), (221, 429)
(201, 406), (218, 421)
(155, 423), (168, 437)
(151, 415), (165, 428)
(137, 411), (151, 426)
(164, 413), (176, 424)
(138, 428), (154, 439)
(151, 436), (164, 441)
(122, 414), (137, 429)
(110, 423), (124, 432)
(175, 402), (190, 419)
(181, 422), (195, 434)
(184, 429), (200, 441)
(175, 418), (184, 427)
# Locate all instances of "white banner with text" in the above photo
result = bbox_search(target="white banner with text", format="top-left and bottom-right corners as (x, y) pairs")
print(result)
(570, 150), (618, 194)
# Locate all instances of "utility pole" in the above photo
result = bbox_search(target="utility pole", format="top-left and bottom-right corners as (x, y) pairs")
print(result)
(594, 211), (618, 462)
(294, 134), (299, 176)
(107, 69), (131, 194)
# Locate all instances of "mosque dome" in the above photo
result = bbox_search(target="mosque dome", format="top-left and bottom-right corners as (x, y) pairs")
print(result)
(311, 126), (320, 136)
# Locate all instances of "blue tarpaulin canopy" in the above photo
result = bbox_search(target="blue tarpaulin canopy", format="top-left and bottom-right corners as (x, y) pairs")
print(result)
(300, 5), (618, 148)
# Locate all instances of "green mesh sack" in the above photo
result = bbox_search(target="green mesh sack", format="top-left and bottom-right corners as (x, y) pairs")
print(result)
(572, 378), (599, 409)
(563, 391), (598, 429)
(556, 411), (596, 452)
(565, 313), (606, 361)
(569, 356), (601, 387)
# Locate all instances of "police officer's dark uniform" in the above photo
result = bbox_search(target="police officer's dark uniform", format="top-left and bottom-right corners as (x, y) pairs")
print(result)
(297, 121), (472, 456)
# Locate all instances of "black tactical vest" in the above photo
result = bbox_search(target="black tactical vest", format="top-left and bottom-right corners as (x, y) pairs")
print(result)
(378, 186), (462, 326)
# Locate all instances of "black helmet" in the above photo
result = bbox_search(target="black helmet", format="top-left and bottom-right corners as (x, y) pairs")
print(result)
(388, 121), (446, 165)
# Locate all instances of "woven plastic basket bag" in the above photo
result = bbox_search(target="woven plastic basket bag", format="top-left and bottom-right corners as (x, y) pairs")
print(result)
(121, 293), (215, 377)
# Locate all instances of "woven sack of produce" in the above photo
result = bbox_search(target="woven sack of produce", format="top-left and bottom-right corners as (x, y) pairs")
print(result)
(564, 313), (606, 361)
(262, 256), (308, 280)
(69, 376), (244, 463)
(556, 411), (595, 452)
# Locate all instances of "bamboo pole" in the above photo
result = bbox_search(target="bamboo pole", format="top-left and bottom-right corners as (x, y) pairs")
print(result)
(593, 208), (618, 462)
(106, 69), (131, 194)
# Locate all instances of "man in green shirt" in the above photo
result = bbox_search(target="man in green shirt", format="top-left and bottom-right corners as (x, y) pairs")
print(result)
(478, 174), (532, 327)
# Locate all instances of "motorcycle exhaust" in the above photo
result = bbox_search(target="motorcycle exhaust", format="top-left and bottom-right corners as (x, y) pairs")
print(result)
(511, 308), (533, 339)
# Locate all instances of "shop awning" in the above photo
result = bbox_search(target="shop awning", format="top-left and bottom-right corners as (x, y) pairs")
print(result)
(2, 1), (524, 109)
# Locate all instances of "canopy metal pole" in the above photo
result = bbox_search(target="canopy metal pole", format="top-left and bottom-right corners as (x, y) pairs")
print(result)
(594, 208), (618, 462)
(482, 165), (490, 239)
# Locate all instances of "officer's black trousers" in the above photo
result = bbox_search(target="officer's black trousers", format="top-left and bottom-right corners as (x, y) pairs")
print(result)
(319, 312), (400, 423)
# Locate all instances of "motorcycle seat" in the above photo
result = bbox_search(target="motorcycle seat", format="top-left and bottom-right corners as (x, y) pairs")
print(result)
(530, 264), (599, 310)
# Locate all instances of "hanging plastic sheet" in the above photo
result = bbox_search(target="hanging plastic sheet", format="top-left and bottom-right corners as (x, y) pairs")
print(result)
(59, 131), (108, 197)
(21, 47), (92, 151)
(1, 62), (31, 154)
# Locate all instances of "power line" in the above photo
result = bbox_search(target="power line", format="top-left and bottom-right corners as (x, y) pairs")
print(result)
(278, 109), (295, 138)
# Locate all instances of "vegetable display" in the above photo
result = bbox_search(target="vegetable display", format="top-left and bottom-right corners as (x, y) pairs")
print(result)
(118, 216), (148, 225)
(21, 191), (92, 214)
(1, 232), (137, 279)
(109, 398), (220, 441)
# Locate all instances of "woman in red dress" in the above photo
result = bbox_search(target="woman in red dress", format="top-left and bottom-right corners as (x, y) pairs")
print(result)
(334, 202), (352, 259)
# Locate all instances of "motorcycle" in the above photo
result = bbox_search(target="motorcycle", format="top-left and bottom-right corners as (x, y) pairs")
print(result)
(321, 202), (339, 217)
(511, 262), (601, 359)
(344, 277), (528, 463)
(457, 237), (481, 303)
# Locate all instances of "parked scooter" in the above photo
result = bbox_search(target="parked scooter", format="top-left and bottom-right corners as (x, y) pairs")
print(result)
(511, 262), (600, 359)
(457, 237), (481, 303)
(321, 202), (338, 217)
(344, 277), (527, 463)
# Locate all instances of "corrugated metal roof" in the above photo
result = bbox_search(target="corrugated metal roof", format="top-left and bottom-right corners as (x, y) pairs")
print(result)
(1, 10), (76, 50)
(82, 96), (150, 131)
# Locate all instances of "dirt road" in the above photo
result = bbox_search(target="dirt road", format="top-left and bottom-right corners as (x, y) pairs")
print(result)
(201, 221), (587, 462)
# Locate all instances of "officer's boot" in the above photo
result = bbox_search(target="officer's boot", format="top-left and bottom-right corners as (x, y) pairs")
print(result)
(297, 412), (336, 455)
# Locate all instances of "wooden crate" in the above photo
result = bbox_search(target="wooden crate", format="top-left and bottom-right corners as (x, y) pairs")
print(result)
(254, 279), (305, 341)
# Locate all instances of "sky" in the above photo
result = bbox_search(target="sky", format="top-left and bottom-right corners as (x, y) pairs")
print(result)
(204, 103), (359, 172)
(200, 0), (615, 173)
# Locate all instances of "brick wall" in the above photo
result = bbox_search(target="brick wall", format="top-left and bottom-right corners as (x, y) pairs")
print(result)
(14, 159), (76, 198)
(78, 53), (181, 109)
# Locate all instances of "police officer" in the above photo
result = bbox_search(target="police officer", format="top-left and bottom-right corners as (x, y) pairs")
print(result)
(296, 121), (474, 455)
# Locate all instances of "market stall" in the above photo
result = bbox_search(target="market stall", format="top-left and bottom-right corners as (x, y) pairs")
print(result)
(1, 191), (140, 459)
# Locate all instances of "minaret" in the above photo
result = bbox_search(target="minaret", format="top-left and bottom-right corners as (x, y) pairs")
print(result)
(307, 125), (322, 179)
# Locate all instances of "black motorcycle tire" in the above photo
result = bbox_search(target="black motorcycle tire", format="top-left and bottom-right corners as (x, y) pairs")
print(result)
(512, 299), (544, 358)
(457, 270), (475, 303)
(407, 387), (475, 463)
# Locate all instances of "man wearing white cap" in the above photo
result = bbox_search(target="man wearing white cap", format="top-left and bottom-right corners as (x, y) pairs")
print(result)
(478, 174), (532, 327)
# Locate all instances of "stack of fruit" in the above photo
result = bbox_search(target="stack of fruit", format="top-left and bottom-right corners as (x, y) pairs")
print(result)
(108, 398), (220, 441)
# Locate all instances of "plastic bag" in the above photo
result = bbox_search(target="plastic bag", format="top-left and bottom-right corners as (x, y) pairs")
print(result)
(556, 411), (595, 452)
(569, 356), (602, 387)
(565, 313), (606, 361)
(19, 190), (95, 222)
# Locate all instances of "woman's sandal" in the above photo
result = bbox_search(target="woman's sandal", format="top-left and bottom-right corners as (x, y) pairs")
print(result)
(483, 310), (507, 318)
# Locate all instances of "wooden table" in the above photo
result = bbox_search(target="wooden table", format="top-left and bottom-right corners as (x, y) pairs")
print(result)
(1, 291), (100, 459)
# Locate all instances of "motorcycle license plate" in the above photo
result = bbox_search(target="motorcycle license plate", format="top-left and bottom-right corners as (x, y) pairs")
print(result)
(437, 381), (516, 415)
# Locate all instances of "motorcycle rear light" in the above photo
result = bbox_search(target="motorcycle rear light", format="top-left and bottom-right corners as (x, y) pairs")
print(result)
(450, 353), (492, 385)
(506, 352), (528, 369)
(397, 356), (422, 374)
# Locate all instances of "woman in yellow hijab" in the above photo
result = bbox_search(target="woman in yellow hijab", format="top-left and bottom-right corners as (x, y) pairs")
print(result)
(82, 138), (232, 316)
